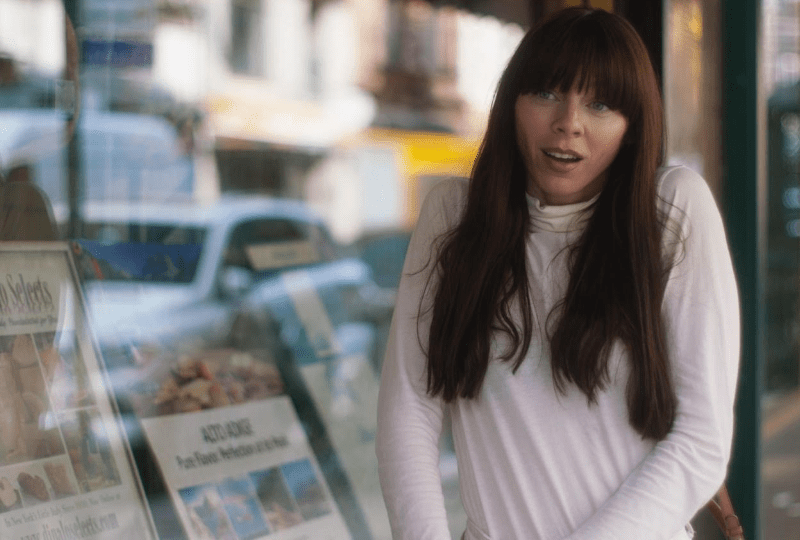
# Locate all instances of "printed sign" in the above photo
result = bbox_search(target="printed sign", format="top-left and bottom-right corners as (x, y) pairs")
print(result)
(245, 241), (320, 272)
(129, 348), (352, 540)
(274, 270), (389, 539)
(0, 244), (156, 540)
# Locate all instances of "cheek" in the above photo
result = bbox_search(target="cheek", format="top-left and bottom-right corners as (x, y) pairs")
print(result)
(515, 124), (533, 161)
(598, 123), (628, 162)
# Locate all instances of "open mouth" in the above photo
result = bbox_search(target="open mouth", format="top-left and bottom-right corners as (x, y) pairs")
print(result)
(543, 150), (582, 163)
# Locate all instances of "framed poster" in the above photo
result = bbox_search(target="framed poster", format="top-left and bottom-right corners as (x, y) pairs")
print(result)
(0, 243), (157, 540)
(265, 269), (390, 540)
(116, 347), (356, 540)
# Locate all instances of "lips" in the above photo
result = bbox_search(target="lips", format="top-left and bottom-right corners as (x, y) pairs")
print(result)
(542, 148), (583, 163)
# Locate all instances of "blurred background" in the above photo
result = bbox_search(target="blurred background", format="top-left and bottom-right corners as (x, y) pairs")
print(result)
(0, 0), (797, 538)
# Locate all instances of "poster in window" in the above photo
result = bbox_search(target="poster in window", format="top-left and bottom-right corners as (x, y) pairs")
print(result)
(259, 269), (390, 540)
(0, 243), (156, 540)
(121, 347), (354, 540)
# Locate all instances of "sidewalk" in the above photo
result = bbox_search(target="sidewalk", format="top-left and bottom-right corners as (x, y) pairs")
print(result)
(762, 388), (800, 539)
(763, 389), (800, 442)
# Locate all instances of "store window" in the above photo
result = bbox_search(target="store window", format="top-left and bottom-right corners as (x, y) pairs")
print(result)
(9, 1), (770, 539)
(1, 2), (397, 538)
(664, 0), (723, 194)
(762, 0), (800, 536)
(666, 0), (800, 537)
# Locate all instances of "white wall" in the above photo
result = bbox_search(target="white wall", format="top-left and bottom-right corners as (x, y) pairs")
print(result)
(456, 12), (523, 121)
(266, 0), (312, 94)
(315, 1), (358, 96)
(0, 0), (65, 76)
(153, 22), (209, 102)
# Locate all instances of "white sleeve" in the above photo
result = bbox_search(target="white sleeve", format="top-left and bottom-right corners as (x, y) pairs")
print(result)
(375, 180), (465, 540)
(565, 167), (742, 540)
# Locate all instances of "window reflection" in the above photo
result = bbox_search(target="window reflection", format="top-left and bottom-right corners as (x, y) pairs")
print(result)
(763, 0), (800, 537)
(665, 0), (723, 194)
(7, 0), (750, 539)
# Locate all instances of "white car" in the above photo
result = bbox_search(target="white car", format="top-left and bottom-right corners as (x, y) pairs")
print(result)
(0, 108), (193, 215)
(74, 194), (392, 539)
(76, 194), (384, 368)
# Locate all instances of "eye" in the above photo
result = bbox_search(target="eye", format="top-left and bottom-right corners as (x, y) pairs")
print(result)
(535, 90), (557, 100)
(589, 101), (611, 112)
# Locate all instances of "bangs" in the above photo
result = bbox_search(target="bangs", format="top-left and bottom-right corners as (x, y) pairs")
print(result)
(515, 12), (644, 119)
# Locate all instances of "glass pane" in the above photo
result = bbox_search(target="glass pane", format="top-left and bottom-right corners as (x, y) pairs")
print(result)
(0, 1), (527, 538)
(665, 0), (723, 194)
(762, 1), (800, 538)
(8, 1), (736, 538)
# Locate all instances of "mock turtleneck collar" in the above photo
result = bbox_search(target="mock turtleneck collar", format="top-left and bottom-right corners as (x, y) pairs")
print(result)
(526, 193), (598, 233)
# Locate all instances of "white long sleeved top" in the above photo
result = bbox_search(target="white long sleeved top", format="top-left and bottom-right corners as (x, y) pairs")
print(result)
(375, 165), (741, 540)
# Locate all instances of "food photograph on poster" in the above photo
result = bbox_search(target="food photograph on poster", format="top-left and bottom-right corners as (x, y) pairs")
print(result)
(42, 458), (79, 499)
(0, 476), (23, 514)
(0, 245), (157, 540)
(16, 463), (55, 506)
(36, 330), (96, 410)
(0, 334), (66, 466)
(58, 408), (122, 493)
(122, 349), (284, 419)
(131, 345), (357, 540)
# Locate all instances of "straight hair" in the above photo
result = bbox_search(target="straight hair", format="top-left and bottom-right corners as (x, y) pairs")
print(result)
(423, 7), (676, 440)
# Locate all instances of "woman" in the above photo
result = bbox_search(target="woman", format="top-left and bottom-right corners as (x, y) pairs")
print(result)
(375, 7), (740, 540)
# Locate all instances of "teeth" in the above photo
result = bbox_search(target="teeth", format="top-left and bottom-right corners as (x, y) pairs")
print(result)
(545, 151), (580, 161)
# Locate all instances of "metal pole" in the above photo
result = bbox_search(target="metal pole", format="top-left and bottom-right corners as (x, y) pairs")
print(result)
(722, 0), (763, 538)
(63, 0), (82, 239)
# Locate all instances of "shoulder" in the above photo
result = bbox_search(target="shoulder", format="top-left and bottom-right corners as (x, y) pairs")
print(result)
(656, 165), (722, 223)
(656, 165), (712, 201)
(421, 176), (469, 211)
(417, 176), (469, 233)
(399, 177), (467, 282)
(656, 165), (732, 265)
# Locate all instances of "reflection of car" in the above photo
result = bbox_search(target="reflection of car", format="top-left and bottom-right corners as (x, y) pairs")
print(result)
(76, 194), (387, 368)
(0, 108), (193, 214)
(351, 229), (412, 291)
(70, 195), (391, 539)
(229, 256), (395, 370)
(348, 229), (411, 369)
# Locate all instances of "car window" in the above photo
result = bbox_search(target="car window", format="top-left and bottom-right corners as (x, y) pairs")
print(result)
(224, 218), (323, 274)
(76, 222), (207, 283)
(357, 232), (411, 289)
(84, 134), (192, 201)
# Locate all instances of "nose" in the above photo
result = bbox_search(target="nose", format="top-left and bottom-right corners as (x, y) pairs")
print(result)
(552, 99), (583, 136)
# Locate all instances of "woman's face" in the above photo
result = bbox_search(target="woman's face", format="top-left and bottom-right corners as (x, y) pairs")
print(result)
(515, 88), (629, 206)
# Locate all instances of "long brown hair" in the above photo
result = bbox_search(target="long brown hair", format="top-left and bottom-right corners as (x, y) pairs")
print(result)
(424, 7), (676, 440)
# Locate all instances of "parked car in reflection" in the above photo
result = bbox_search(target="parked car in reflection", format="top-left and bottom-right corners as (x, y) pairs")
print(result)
(351, 228), (412, 291)
(0, 108), (193, 212)
(74, 194), (393, 371)
(70, 195), (395, 539)
(228, 255), (394, 371)
(347, 228), (411, 370)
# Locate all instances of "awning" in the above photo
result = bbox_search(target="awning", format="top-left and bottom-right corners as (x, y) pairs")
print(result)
(207, 89), (376, 152)
(427, 0), (532, 26)
(422, 0), (613, 27)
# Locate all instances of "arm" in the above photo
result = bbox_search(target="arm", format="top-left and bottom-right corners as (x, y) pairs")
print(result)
(375, 180), (463, 540)
(565, 167), (741, 540)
